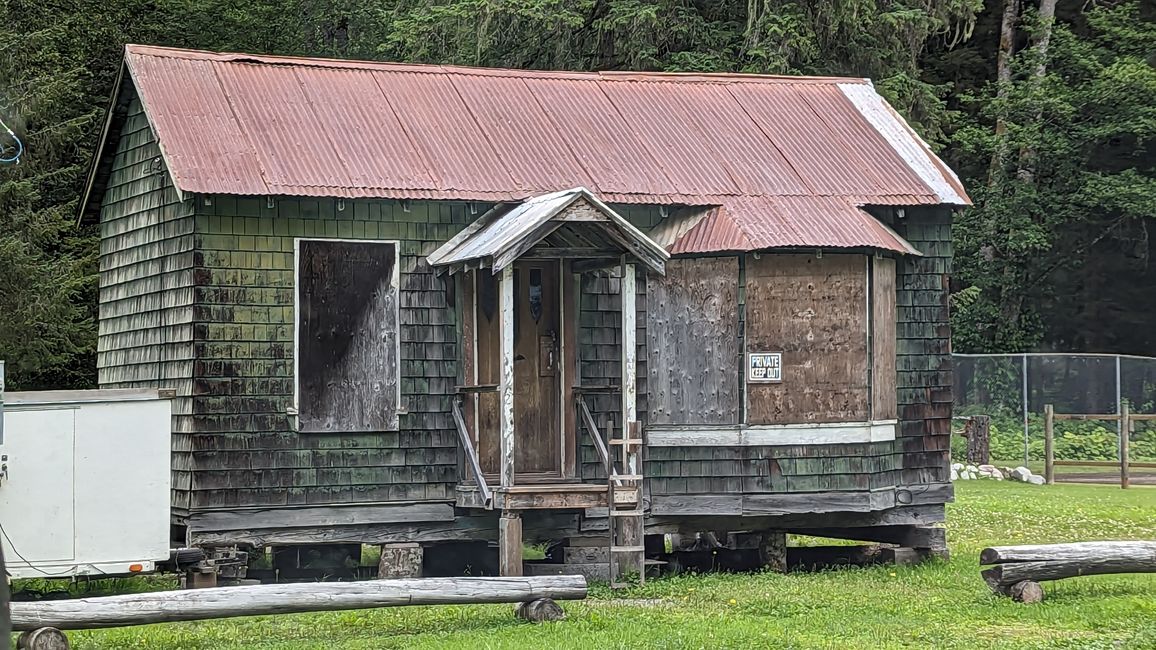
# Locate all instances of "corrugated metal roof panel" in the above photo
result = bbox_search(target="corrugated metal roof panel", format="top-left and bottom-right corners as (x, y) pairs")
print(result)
(380, 70), (518, 194)
(598, 81), (741, 196)
(523, 77), (680, 197)
(447, 75), (594, 193)
(109, 45), (970, 254)
(127, 55), (268, 195)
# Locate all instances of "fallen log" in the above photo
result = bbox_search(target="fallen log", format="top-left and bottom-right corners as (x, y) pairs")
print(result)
(980, 541), (1156, 566)
(11, 575), (588, 631)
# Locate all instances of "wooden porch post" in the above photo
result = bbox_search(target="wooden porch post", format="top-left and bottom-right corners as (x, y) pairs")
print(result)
(615, 260), (643, 581)
(499, 265), (515, 489)
(497, 265), (522, 576)
(621, 261), (637, 471)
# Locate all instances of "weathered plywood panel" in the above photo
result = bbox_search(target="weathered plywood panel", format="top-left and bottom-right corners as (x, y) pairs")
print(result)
(745, 254), (869, 425)
(297, 240), (399, 433)
(871, 257), (898, 420)
(646, 257), (740, 425)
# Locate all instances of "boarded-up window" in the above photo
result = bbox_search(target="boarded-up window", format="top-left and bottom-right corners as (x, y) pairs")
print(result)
(870, 257), (898, 420)
(296, 239), (400, 433)
(646, 257), (741, 425)
(745, 254), (869, 425)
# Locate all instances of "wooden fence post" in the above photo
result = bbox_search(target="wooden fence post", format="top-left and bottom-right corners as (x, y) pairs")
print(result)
(1120, 401), (1130, 490)
(1043, 404), (1054, 485)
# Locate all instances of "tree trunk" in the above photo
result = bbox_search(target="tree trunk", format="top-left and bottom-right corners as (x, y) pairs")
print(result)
(10, 576), (588, 631)
(987, 0), (1020, 184)
(1016, 0), (1059, 182)
(965, 415), (991, 465)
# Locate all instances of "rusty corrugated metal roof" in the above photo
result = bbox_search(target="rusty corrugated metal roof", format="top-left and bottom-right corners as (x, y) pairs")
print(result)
(111, 44), (970, 253)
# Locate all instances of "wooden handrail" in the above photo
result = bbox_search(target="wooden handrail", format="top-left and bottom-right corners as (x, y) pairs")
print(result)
(576, 396), (612, 473)
(455, 384), (499, 394)
(451, 396), (492, 507)
(572, 385), (621, 394)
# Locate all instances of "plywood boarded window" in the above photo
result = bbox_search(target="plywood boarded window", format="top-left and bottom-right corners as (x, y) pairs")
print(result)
(870, 257), (898, 420)
(745, 254), (869, 425)
(646, 257), (741, 425)
(296, 239), (400, 433)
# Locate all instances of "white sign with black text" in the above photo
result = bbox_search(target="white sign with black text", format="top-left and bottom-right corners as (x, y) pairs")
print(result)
(747, 352), (783, 383)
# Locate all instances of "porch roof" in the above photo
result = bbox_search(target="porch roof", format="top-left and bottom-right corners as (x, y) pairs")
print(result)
(427, 188), (669, 275)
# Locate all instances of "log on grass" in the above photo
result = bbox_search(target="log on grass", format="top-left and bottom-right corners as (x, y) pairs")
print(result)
(10, 575), (588, 631)
(980, 541), (1156, 566)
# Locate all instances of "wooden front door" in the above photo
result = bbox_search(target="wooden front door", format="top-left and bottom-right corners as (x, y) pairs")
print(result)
(474, 261), (566, 481)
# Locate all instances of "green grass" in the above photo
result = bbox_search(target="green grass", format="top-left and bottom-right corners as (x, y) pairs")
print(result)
(34, 482), (1156, 649)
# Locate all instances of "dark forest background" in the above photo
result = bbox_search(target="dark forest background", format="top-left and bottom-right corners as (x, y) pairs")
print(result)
(1, 0), (1153, 390)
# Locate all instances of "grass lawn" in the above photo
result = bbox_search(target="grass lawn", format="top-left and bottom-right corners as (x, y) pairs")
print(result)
(43, 482), (1156, 649)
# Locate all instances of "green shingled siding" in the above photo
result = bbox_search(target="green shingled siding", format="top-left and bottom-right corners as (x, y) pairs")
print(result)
(185, 197), (476, 510)
(96, 96), (197, 514)
(892, 206), (954, 488)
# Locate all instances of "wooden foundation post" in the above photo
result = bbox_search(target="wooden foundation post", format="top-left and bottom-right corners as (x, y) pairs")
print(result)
(1044, 404), (1054, 485)
(1120, 401), (1130, 489)
(499, 511), (523, 577)
(378, 543), (423, 579)
(758, 532), (788, 573)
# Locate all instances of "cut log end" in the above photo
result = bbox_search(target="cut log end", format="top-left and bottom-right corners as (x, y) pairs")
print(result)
(1009, 581), (1044, 604)
(18, 627), (71, 650)
(515, 598), (565, 622)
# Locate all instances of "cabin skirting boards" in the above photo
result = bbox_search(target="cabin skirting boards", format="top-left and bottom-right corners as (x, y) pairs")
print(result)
(185, 488), (949, 547)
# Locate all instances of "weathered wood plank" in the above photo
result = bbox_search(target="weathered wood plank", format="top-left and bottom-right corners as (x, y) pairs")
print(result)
(187, 503), (454, 532)
(745, 254), (870, 425)
(791, 525), (946, 550)
(10, 576), (588, 631)
(871, 256), (897, 420)
(645, 257), (740, 425)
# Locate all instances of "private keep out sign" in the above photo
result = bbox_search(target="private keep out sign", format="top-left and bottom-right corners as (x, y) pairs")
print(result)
(747, 352), (783, 383)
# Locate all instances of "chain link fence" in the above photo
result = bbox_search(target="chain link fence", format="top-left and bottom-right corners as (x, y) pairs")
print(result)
(953, 353), (1156, 468)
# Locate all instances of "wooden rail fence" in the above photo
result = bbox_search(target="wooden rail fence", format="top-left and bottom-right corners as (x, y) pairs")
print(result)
(1044, 401), (1155, 489)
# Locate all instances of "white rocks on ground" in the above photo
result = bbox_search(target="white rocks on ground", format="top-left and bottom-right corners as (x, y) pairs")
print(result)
(949, 462), (1039, 484)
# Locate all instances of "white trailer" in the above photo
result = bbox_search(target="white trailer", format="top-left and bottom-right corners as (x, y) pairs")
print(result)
(0, 368), (172, 579)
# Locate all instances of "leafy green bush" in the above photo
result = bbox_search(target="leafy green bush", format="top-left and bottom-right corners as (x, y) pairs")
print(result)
(951, 414), (1156, 463)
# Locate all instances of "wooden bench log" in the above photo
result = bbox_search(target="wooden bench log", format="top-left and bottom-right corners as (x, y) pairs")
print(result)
(980, 541), (1156, 595)
(980, 541), (1156, 566)
(10, 575), (588, 631)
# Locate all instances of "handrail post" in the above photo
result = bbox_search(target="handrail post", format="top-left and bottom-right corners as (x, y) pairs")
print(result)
(1120, 401), (1130, 489)
(1044, 404), (1054, 485)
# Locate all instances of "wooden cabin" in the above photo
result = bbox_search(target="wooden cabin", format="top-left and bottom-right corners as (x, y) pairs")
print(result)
(84, 45), (969, 580)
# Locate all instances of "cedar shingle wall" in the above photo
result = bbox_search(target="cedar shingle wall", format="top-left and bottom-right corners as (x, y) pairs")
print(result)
(892, 206), (954, 486)
(185, 198), (475, 510)
(96, 96), (196, 514)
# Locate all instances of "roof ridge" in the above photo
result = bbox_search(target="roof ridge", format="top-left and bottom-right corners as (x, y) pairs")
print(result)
(123, 44), (871, 85)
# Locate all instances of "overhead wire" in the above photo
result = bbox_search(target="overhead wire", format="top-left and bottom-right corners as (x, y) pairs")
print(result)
(0, 113), (23, 164)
